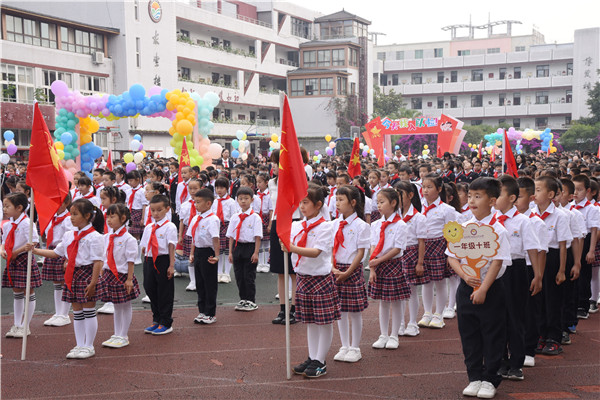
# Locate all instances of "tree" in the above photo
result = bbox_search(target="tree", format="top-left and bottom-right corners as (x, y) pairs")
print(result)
(327, 94), (368, 136)
(372, 84), (420, 119)
(580, 78), (600, 125)
(560, 122), (600, 152)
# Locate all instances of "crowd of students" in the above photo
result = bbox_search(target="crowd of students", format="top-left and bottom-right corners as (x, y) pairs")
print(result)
(1, 148), (599, 398)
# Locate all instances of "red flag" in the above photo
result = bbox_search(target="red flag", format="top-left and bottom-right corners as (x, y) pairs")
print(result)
(348, 138), (361, 178)
(437, 145), (442, 158)
(478, 141), (483, 159)
(26, 103), (70, 234)
(363, 117), (385, 167)
(178, 138), (191, 183)
(106, 151), (113, 171)
(408, 148), (412, 158)
(503, 130), (518, 177)
(276, 95), (308, 252)
(490, 146), (496, 162)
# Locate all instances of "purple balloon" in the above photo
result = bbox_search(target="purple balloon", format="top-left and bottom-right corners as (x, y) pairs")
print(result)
(138, 143), (144, 151)
(326, 148), (333, 156)
(314, 150), (320, 156)
(126, 162), (137, 173)
(362, 150), (368, 157)
(7, 144), (17, 155)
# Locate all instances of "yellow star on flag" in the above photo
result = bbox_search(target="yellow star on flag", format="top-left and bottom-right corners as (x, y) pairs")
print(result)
(181, 154), (190, 164)
(351, 154), (360, 165)
(370, 126), (381, 137)
(39, 130), (60, 171)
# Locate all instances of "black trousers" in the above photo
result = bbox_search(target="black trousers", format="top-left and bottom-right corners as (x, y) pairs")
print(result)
(562, 247), (578, 329)
(233, 242), (258, 302)
(143, 255), (174, 327)
(539, 248), (563, 343)
(525, 265), (542, 357)
(502, 259), (528, 369)
(194, 247), (218, 317)
(457, 279), (506, 388)
(578, 234), (592, 311)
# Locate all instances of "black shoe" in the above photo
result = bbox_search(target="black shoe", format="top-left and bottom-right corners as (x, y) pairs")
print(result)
(577, 308), (589, 319)
(292, 357), (312, 375)
(535, 337), (545, 354)
(542, 340), (563, 355)
(561, 331), (571, 345)
(272, 311), (285, 325)
(304, 359), (327, 378)
(289, 312), (297, 325)
(498, 364), (509, 378)
(507, 368), (524, 381)
(589, 301), (599, 314)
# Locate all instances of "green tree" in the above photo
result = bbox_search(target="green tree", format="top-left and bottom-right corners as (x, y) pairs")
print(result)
(372, 84), (420, 119)
(560, 122), (600, 152)
(579, 79), (600, 125)
(327, 94), (368, 135)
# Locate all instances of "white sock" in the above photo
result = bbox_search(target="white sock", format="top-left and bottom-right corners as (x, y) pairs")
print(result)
(447, 275), (460, 310)
(349, 312), (363, 348)
(435, 280), (448, 315)
(83, 308), (98, 348)
(408, 288), (419, 325)
(13, 292), (25, 327)
(218, 254), (225, 275)
(390, 301), (403, 338)
(422, 282), (434, 314)
(316, 324), (333, 363)
(306, 323), (319, 360)
(379, 301), (391, 336)
(188, 264), (196, 285)
(590, 267), (600, 302)
(53, 284), (63, 315)
(224, 257), (232, 275)
(59, 292), (71, 317)
(26, 293), (36, 326)
(73, 310), (85, 347)
(337, 312), (350, 348)
(113, 303), (122, 337)
(115, 302), (132, 338)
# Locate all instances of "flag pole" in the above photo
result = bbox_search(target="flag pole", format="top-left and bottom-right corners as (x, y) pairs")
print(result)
(501, 129), (506, 176)
(21, 189), (35, 361)
(283, 251), (291, 380)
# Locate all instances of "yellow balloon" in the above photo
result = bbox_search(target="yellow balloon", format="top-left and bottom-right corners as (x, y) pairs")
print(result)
(57, 149), (65, 160)
(88, 119), (99, 133)
(141, 150), (147, 157)
(325, 135), (332, 142)
(176, 119), (193, 136)
(123, 153), (134, 164)
(55, 142), (64, 150)
(271, 134), (279, 143)
(80, 135), (92, 145)
(424, 145), (429, 150)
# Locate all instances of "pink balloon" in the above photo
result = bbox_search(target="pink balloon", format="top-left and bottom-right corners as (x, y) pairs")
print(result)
(148, 86), (162, 96)
(126, 162), (137, 173)
(62, 168), (73, 183)
(65, 160), (76, 168)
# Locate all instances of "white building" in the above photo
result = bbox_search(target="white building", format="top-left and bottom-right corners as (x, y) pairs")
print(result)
(374, 22), (600, 131)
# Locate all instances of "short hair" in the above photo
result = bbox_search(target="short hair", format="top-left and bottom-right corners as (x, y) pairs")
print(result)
(103, 171), (116, 181)
(77, 176), (93, 187)
(126, 170), (141, 181)
(337, 173), (351, 184)
(535, 176), (560, 196)
(399, 165), (412, 175)
(499, 175), (519, 199)
(326, 171), (337, 179)
(517, 177), (535, 197)
(469, 177), (501, 199)
(560, 178), (575, 195)
(93, 168), (105, 175)
(236, 186), (254, 198)
(214, 177), (229, 189)
(194, 188), (214, 203)
(106, 203), (130, 222)
(170, 161), (179, 169)
(418, 163), (431, 172)
(149, 194), (170, 208)
(388, 161), (399, 170)
(572, 174), (591, 190)
(456, 182), (469, 194)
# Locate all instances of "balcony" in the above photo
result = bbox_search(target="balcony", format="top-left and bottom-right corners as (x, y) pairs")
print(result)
(463, 81), (484, 91)
(528, 77), (552, 89)
(484, 106), (506, 117)
(177, 35), (257, 59)
(504, 105), (528, 116)
(422, 83), (443, 94)
(443, 82), (464, 92)
(506, 78), (529, 90)
(177, 79), (279, 108)
(550, 102), (572, 114)
(552, 75), (573, 87)
(463, 107), (485, 118)
(485, 80), (506, 91)
(528, 103), (551, 115)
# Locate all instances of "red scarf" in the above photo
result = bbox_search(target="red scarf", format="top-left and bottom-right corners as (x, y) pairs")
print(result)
(234, 210), (254, 247)
(147, 220), (168, 270)
(332, 219), (349, 266)
(190, 213), (214, 243)
(65, 226), (96, 290)
(402, 208), (418, 224)
(4, 214), (26, 284)
(188, 199), (197, 222)
(179, 181), (189, 203)
(128, 185), (141, 209)
(422, 200), (439, 216)
(572, 201), (591, 211)
(370, 214), (402, 261)
(47, 212), (70, 248)
(539, 211), (551, 221)
(293, 217), (326, 268)
(257, 190), (268, 218)
(391, 173), (399, 181)
(145, 209), (152, 225)
(82, 191), (94, 200)
(497, 211), (520, 227)
(217, 195), (230, 222)
(106, 226), (127, 279)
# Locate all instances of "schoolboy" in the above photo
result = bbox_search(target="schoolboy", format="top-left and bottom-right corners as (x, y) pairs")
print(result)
(92, 168), (105, 194)
(398, 165), (412, 182)
(175, 166), (192, 215)
(229, 168), (241, 199)
(188, 189), (221, 324)
(388, 161), (400, 186)
(496, 175), (541, 380)
(329, 173), (350, 219)
(532, 176), (572, 355)
(102, 170), (116, 189)
(447, 177), (511, 399)
(226, 187), (263, 312)
(325, 171), (338, 209)
(212, 177), (238, 283)
(140, 195), (178, 335)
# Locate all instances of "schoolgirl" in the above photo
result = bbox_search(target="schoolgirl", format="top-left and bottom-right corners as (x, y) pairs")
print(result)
(177, 179), (202, 291)
(212, 177), (237, 283)
(456, 182), (473, 222)
(75, 176), (101, 208)
(352, 175), (372, 224)
(256, 173), (272, 272)
(379, 170), (391, 189)
(368, 170), (382, 222)
(113, 167), (132, 198)
(126, 170), (147, 239)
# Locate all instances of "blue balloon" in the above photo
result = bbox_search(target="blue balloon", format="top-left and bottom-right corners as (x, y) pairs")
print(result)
(231, 150), (240, 158)
(129, 84), (146, 100)
(81, 154), (92, 163)
(3, 130), (15, 141)
(81, 162), (92, 171)
(60, 132), (72, 145)
(91, 146), (103, 159)
(395, 145), (400, 150)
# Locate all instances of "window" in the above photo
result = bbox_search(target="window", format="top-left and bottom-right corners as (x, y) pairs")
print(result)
(513, 92), (521, 106)
(536, 65), (549, 78)
(135, 37), (141, 68)
(42, 69), (72, 103)
(565, 116), (572, 125)
(487, 48), (500, 54)
(471, 95), (483, 107)
(566, 90), (572, 103)
(499, 68), (506, 80)
(499, 119), (505, 125)
(224, 109), (232, 120)
(211, 37), (219, 47)
(332, 49), (345, 66)
(1, 63), (34, 103)
(134, 0), (139, 20)
(499, 93), (506, 106)
(458, 50), (470, 56)
(60, 26), (104, 54)
(5, 15), (58, 49)
(337, 77), (347, 95)
(223, 74), (231, 86)
(303, 51), (316, 67)
(291, 17), (311, 39)
(223, 40), (231, 49)
(471, 69), (483, 81)
(535, 117), (548, 129)
(392, 74), (399, 85)
(437, 96), (444, 109)
(450, 71), (457, 83)
(305, 78), (318, 95)
(291, 79), (303, 96)
(377, 52), (386, 61)
(379, 74), (387, 86)
(211, 72), (220, 84)
(515, 46), (526, 52)
(414, 49), (423, 59)
(180, 29), (190, 38)
(411, 73), (422, 84)
(396, 51), (404, 60)
(180, 67), (190, 80)
(513, 118), (520, 128)
(317, 50), (331, 67)
(512, 67), (520, 79)
(320, 78), (333, 95)
(434, 48), (443, 58)
(471, 120), (483, 126)
(450, 96), (457, 108)
(536, 91), (549, 104)
(350, 82), (356, 95)
(213, 107), (220, 119)
(411, 97), (422, 109)
(79, 74), (106, 94)
(566, 63), (573, 76)
(437, 72), (444, 83)
(349, 49), (358, 67)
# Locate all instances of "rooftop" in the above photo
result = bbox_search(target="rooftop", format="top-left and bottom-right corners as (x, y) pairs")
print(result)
(314, 9), (371, 26)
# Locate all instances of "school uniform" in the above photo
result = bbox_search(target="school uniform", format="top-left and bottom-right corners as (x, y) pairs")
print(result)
(42, 210), (73, 282)
(442, 170), (455, 184)
(187, 210), (220, 317)
(368, 213), (410, 301)
(422, 197), (456, 281)
(445, 212), (511, 388)
(364, 196), (372, 219)
(291, 215), (340, 325)
(229, 178), (241, 199)
(178, 200), (197, 258)
(1, 214), (41, 289)
(370, 185), (381, 222)
(99, 225), (140, 304)
(226, 209), (262, 303)
(460, 204), (473, 223)
(332, 213), (370, 313)
(114, 181), (132, 199)
(94, 183), (104, 200)
(328, 189), (341, 219)
(77, 190), (101, 208)
(256, 189), (272, 244)
(175, 179), (191, 215)
(127, 184), (147, 237)
(140, 216), (178, 327)
(325, 186), (337, 213)
(389, 173), (400, 187)
(211, 194), (237, 255)
(560, 204), (585, 332)
(400, 206), (429, 286)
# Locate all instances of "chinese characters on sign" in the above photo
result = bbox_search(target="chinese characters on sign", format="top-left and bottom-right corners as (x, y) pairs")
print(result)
(582, 56), (596, 91)
(153, 30), (161, 84)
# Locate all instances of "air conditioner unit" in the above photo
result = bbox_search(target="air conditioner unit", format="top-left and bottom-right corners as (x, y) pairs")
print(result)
(92, 51), (105, 64)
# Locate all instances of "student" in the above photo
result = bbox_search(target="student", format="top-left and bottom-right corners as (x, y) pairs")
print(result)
(42, 194), (74, 327)
(456, 182), (473, 222)
(331, 185), (370, 363)
(369, 188), (409, 350)
(99, 204), (140, 348)
(442, 161), (456, 184)
(388, 162), (400, 186)
(368, 170), (382, 221)
(229, 168), (241, 199)
(447, 177), (511, 399)
(31, 199), (106, 359)
(379, 170), (391, 189)
(352, 175), (372, 224)
(126, 170), (147, 240)
(2, 193), (41, 338)
(496, 175), (541, 380)
(102, 170), (116, 190)
(175, 166), (192, 215)
(325, 171), (338, 212)
(256, 173), (272, 272)
(289, 183), (337, 378)
(178, 179), (202, 291)
(188, 189), (221, 324)
(226, 187), (262, 311)
(75, 176), (101, 208)
(212, 177), (237, 283)
(140, 195), (178, 335)
(114, 167), (132, 199)
(329, 174), (351, 219)
(92, 168), (105, 197)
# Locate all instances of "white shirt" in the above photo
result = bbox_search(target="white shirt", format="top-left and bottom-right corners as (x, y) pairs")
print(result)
(114, 181), (132, 198)
(331, 213), (370, 264)
(329, 194), (341, 219)
(364, 196), (372, 216)
(401, 206), (427, 247)
(102, 226), (138, 274)
(256, 189), (272, 216)
(140, 216), (178, 258)
(268, 178), (301, 221)
(142, 206), (172, 227)
(54, 224), (104, 267)
(179, 200), (196, 227)
(76, 190), (101, 208)
(175, 179), (192, 214)
(226, 209), (263, 244)
(370, 185), (381, 212)
(572, 199), (600, 233)
(460, 204), (473, 223)
(422, 197), (457, 239)
(187, 210), (220, 248)
(1, 214), (39, 256)
(211, 195), (237, 222)
(532, 203), (572, 249)
(44, 210), (74, 247)
(304, 164), (313, 180)
(127, 185), (147, 210)
(370, 213), (407, 260)
(290, 216), (334, 276)
(497, 206), (540, 260)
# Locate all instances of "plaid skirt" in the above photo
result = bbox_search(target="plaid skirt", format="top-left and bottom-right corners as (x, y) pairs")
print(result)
(219, 221), (230, 254)
(99, 270), (141, 304)
(402, 245), (430, 286)
(2, 252), (42, 289)
(424, 237), (447, 281)
(368, 258), (411, 301)
(129, 208), (144, 236)
(182, 226), (192, 258)
(370, 210), (381, 223)
(296, 274), (341, 325)
(334, 263), (368, 313)
(261, 213), (271, 242)
(593, 241), (600, 268)
(62, 264), (107, 304)
(41, 245), (66, 281)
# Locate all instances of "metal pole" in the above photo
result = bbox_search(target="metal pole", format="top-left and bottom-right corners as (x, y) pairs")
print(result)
(501, 129), (506, 175)
(283, 251), (291, 380)
(21, 190), (34, 360)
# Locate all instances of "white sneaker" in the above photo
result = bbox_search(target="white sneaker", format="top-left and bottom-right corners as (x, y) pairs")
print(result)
(75, 347), (95, 359)
(477, 381), (496, 399)
(5, 325), (19, 338)
(234, 300), (247, 311)
(222, 274), (231, 283)
(202, 316), (217, 324)
(194, 313), (207, 324)
(372, 335), (389, 349)
(442, 307), (456, 319)
(385, 335), (399, 349)
(53, 315), (71, 326)
(523, 355), (535, 367)
(418, 312), (433, 328)
(98, 303), (115, 314)
(173, 271), (182, 277)
(333, 346), (348, 361)
(44, 315), (59, 326)
(344, 347), (362, 362)
(142, 295), (151, 303)
(102, 335), (120, 347)
(243, 301), (258, 311)
(429, 313), (445, 329)
(12, 326), (30, 338)
(398, 323), (406, 336)
(185, 282), (196, 291)
(111, 336), (129, 348)
(217, 274), (224, 283)
(66, 346), (82, 359)
(275, 292), (280, 299)
(404, 323), (420, 337)
(462, 381), (482, 397)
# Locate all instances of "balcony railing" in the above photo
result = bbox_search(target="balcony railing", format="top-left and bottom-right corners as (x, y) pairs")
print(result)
(188, 1), (273, 29)
(278, 58), (299, 67)
(177, 35), (256, 58)
(178, 77), (237, 90)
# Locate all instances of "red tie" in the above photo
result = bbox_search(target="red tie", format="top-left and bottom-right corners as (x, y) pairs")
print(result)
(258, 191), (266, 217)
(103, 211), (109, 233)
(217, 196), (230, 222)
(235, 211), (254, 247)
(145, 209), (152, 225)
(190, 213), (214, 243)
(128, 186), (140, 208)
(498, 211), (520, 226)
(529, 212), (539, 218)
(46, 212), (70, 248)
(332, 220), (349, 266)
(180, 182), (188, 203)
(370, 214), (402, 261)
(539, 211), (550, 221)
(65, 226), (96, 291)
(106, 227), (127, 279)
(147, 221), (168, 271)
(328, 188), (336, 205)
(572, 201), (590, 210)
(4, 217), (24, 285)
(83, 191), (94, 200)
(189, 200), (197, 222)
(423, 202), (437, 216)
(293, 217), (326, 268)
(403, 208), (418, 224)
